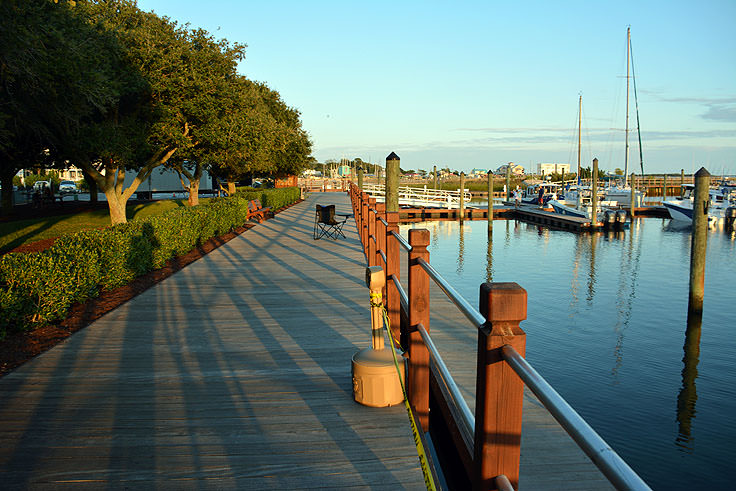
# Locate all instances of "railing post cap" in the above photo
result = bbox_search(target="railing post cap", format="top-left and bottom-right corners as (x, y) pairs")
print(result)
(408, 228), (430, 247)
(386, 152), (400, 161)
(479, 282), (527, 323)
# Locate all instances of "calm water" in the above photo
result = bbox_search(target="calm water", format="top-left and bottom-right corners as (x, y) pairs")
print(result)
(400, 218), (735, 490)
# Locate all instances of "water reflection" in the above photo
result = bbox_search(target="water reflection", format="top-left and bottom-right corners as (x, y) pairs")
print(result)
(587, 231), (597, 303)
(485, 231), (493, 283)
(457, 221), (465, 274)
(610, 223), (642, 379)
(676, 313), (702, 451)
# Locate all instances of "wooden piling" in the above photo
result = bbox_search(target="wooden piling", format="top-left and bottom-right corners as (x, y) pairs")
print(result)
(474, 283), (527, 490)
(663, 174), (667, 200)
(433, 165), (438, 190)
(688, 167), (710, 315)
(681, 169), (685, 192)
(630, 173), (636, 218)
(408, 229), (430, 430)
(358, 165), (364, 190)
(591, 158), (599, 227)
(505, 165), (511, 202)
(386, 152), (400, 212)
(459, 172), (466, 220)
(487, 171), (494, 233)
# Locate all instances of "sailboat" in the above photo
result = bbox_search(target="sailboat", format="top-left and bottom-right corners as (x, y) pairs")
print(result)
(605, 27), (645, 208)
(548, 96), (627, 228)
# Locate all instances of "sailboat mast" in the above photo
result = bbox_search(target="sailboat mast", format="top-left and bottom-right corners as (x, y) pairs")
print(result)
(578, 94), (582, 185)
(624, 26), (631, 187)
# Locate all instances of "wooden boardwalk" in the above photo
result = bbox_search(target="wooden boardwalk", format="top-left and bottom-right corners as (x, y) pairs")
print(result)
(0, 192), (612, 489)
(0, 193), (425, 489)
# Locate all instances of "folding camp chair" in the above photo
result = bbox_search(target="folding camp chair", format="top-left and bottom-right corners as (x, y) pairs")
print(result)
(313, 204), (347, 240)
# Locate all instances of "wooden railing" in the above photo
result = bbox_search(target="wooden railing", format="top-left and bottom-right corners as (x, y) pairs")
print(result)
(348, 183), (650, 491)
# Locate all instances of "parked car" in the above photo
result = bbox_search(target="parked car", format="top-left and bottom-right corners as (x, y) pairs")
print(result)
(59, 180), (77, 194)
(33, 181), (51, 193)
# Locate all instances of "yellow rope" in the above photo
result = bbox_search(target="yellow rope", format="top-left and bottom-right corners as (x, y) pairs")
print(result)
(371, 291), (437, 491)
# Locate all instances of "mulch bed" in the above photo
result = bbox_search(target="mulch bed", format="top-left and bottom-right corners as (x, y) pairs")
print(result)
(0, 199), (303, 377)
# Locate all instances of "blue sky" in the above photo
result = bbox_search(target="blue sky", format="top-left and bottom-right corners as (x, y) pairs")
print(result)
(138, 0), (736, 175)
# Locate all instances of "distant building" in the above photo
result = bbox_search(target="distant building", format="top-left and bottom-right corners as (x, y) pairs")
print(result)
(469, 168), (490, 177)
(337, 164), (351, 177)
(495, 163), (525, 176)
(537, 163), (571, 176)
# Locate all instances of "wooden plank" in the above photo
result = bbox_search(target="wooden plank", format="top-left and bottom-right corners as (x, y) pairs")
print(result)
(0, 193), (425, 489)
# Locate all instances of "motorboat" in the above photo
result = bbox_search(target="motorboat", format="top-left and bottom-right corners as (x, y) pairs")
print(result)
(521, 182), (561, 206)
(662, 183), (736, 228)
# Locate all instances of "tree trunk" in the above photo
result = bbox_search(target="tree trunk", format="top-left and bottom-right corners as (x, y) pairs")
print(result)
(227, 181), (236, 196)
(188, 180), (200, 206)
(1, 171), (14, 215)
(83, 170), (98, 204)
(104, 187), (128, 225)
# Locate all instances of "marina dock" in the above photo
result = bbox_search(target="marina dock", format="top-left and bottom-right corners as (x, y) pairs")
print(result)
(0, 193), (612, 489)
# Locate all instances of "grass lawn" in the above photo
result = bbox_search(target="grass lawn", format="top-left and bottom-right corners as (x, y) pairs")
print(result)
(0, 198), (211, 254)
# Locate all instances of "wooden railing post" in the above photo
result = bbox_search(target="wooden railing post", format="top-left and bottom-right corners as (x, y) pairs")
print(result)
(474, 282), (527, 491)
(361, 192), (369, 252)
(408, 229), (431, 430)
(385, 212), (401, 345)
(376, 202), (386, 272)
(368, 198), (377, 265)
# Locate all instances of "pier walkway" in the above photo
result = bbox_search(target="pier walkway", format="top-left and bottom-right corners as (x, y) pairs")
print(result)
(0, 193), (424, 488)
(0, 192), (611, 489)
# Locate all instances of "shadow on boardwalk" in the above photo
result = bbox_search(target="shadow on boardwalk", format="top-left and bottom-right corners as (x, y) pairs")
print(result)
(0, 193), (425, 489)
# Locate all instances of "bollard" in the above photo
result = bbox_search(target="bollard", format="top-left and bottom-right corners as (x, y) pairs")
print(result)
(474, 283), (527, 490)
(459, 172), (466, 220)
(487, 171), (494, 233)
(351, 266), (405, 408)
(386, 152), (400, 212)
(688, 167), (710, 316)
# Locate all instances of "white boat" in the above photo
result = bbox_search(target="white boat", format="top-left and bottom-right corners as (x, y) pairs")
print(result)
(662, 183), (736, 228)
(521, 182), (561, 206)
(549, 190), (628, 228)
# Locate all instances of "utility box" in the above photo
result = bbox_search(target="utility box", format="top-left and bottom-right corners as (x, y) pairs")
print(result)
(352, 348), (404, 407)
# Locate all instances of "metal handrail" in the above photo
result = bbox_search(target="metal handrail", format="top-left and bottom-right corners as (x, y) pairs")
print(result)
(391, 275), (409, 314)
(418, 324), (474, 433)
(416, 257), (486, 328)
(352, 187), (649, 489)
(502, 345), (651, 490)
(379, 250), (387, 265)
(391, 230), (412, 252)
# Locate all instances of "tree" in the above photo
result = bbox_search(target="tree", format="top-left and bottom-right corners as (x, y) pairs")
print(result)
(0, 0), (121, 214)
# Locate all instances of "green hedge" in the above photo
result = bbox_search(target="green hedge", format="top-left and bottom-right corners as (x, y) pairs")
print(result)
(0, 188), (299, 339)
(234, 186), (300, 210)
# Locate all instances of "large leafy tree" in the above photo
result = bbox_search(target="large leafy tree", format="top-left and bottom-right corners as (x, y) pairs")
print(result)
(0, 0), (120, 214)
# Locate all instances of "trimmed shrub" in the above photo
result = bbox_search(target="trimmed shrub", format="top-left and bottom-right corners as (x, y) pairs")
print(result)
(0, 190), (299, 339)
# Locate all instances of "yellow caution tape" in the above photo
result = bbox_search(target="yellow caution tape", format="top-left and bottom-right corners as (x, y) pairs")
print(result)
(373, 293), (437, 491)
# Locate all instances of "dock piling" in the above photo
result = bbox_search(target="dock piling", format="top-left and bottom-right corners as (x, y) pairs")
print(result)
(459, 172), (465, 220)
(688, 167), (710, 316)
(386, 152), (400, 212)
(630, 173), (636, 216)
(591, 158), (599, 228)
(487, 171), (493, 233)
